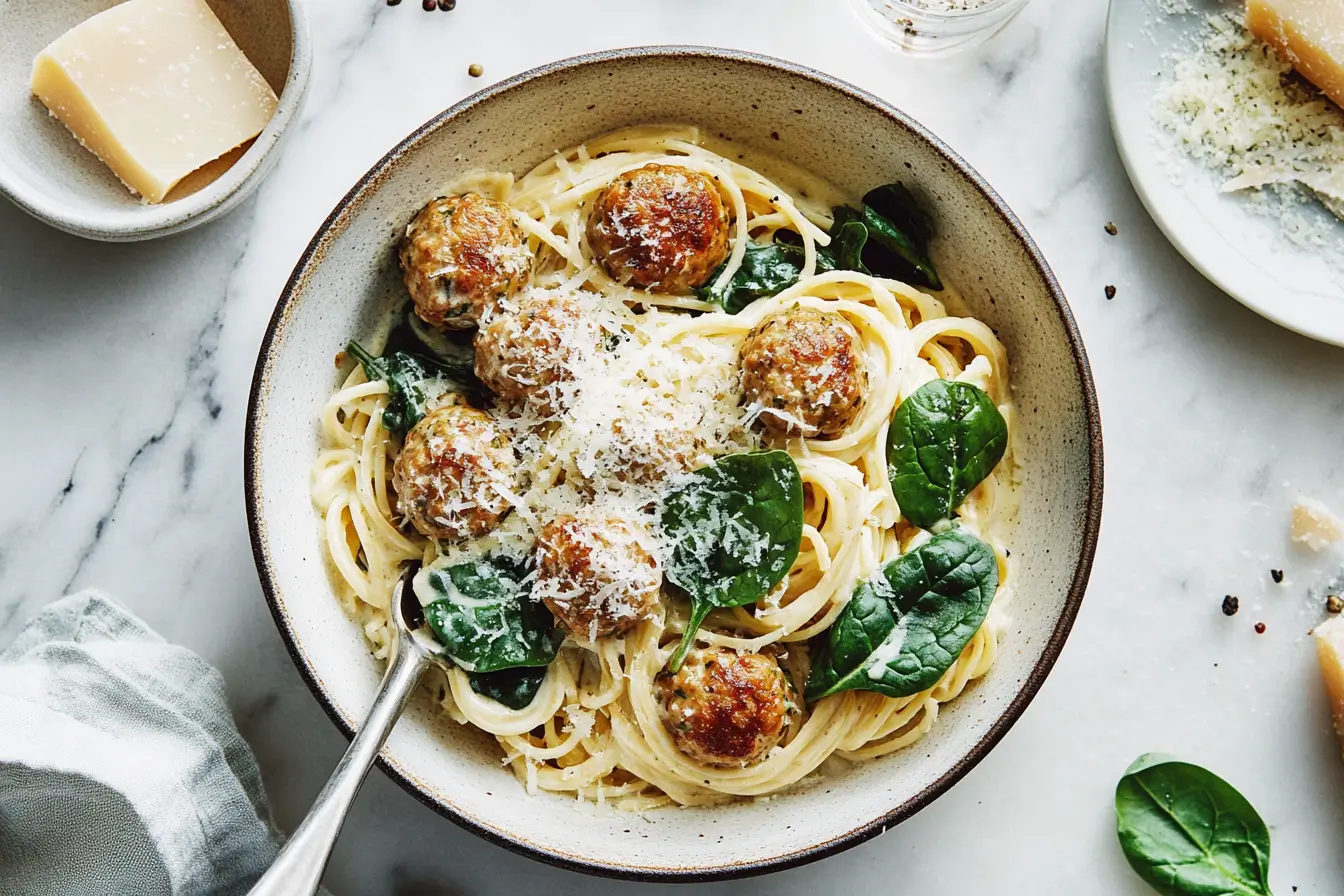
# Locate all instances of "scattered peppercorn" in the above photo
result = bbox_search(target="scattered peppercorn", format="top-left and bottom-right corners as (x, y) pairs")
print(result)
(1104, 222), (1118, 235)
(1254, 621), (1267, 634)
(386, 0), (401, 5)
(468, 63), (483, 77)
(1270, 568), (1284, 583)
(438, 0), (455, 9)
(421, 0), (435, 9)
(1221, 595), (1239, 616)
(1328, 595), (1344, 614)
(1104, 285), (1117, 300)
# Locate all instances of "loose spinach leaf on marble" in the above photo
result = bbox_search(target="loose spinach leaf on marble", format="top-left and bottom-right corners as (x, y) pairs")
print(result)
(659, 450), (804, 672)
(805, 528), (997, 701)
(420, 559), (562, 674)
(346, 340), (475, 436)
(886, 379), (1008, 530)
(467, 666), (549, 710)
(1115, 755), (1273, 896)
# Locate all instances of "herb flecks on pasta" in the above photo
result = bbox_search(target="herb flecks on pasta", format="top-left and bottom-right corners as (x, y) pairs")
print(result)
(311, 125), (1017, 810)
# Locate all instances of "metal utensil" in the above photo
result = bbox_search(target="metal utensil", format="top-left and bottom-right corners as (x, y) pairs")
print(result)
(248, 564), (439, 896)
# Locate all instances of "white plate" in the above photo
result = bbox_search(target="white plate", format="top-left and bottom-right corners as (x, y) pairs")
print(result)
(1105, 0), (1344, 345)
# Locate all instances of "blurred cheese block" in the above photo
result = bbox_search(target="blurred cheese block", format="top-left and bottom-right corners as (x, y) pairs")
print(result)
(1315, 616), (1344, 756)
(1247, 0), (1344, 109)
(30, 0), (278, 203)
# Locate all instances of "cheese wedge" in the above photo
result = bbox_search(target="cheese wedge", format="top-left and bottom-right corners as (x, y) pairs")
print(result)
(1247, 0), (1344, 109)
(30, 0), (278, 203)
(1315, 615), (1344, 757)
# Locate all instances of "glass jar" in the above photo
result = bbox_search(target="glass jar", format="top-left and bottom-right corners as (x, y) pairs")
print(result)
(850, 0), (1032, 55)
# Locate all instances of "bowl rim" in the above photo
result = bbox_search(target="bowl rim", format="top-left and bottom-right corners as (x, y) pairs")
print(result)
(0, 0), (312, 242)
(244, 45), (1104, 882)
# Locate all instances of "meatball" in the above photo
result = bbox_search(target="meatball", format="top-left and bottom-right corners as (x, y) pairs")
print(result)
(535, 514), (661, 640)
(606, 415), (702, 485)
(586, 164), (731, 293)
(392, 405), (515, 541)
(474, 291), (601, 415)
(399, 193), (531, 329)
(740, 306), (867, 439)
(657, 648), (792, 767)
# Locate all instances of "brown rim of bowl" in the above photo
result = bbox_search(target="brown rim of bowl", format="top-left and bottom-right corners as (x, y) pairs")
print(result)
(244, 45), (1104, 883)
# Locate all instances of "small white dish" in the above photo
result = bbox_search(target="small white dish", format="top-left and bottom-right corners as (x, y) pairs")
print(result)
(1106, 0), (1344, 346)
(0, 0), (311, 242)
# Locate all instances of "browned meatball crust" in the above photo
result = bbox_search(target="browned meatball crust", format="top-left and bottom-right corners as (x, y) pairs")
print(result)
(392, 405), (515, 540)
(535, 514), (661, 639)
(473, 291), (601, 415)
(740, 306), (867, 439)
(586, 164), (731, 293)
(399, 193), (531, 329)
(657, 648), (792, 767)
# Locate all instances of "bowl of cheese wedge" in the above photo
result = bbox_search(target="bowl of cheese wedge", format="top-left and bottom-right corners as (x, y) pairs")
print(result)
(0, 0), (311, 241)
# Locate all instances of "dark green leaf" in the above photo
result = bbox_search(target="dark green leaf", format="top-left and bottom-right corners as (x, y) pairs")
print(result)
(347, 340), (474, 436)
(698, 240), (810, 314)
(805, 528), (997, 701)
(886, 379), (1008, 530)
(467, 666), (548, 710)
(863, 183), (934, 245)
(861, 205), (942, 291)
(660, 451), (804, 671)
(421, 559), (562, 674)
(1116, 755), (1273, 896)
(828, 215), (870, 273)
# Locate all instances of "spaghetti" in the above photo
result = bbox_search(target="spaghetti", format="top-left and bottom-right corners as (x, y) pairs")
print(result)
(311, 125), (1015, 809)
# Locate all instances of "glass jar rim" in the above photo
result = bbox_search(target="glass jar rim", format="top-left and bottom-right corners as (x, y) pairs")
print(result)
(878, 0), (1023, 20)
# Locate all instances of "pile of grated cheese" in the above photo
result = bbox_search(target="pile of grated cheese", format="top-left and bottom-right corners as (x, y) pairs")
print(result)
(1151, 10), (1344, 247)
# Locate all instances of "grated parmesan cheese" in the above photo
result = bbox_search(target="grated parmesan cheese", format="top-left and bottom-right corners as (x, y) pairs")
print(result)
(1151, 11), (1344, 246)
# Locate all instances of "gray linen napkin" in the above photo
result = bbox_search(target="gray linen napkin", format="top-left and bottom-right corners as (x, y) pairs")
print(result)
(0, 590), (279, 896)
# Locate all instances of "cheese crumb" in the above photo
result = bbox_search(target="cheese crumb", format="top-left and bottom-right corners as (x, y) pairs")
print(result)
(1291, 497), (1344, 550)
(1314, 615), (1344, 758)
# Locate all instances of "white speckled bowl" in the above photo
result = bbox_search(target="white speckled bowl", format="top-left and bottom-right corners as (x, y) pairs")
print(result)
(246, 49), (1103, 881)
(0, 0), (310, 242)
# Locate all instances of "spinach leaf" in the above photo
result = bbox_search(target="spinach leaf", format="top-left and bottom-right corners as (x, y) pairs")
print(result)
(660, 450), (804, 672)
(886, 379), (1008, 530)
(421, 559), (562, 674)
(827, 213), (871, 273)
(859, 183), (942, 290)
(346, 340), (474, 436)
(1116, 755), (1273, 896)
(467, 666), (548, 710)
(805, 528), (997, 701)
(698, 238), (835, 314)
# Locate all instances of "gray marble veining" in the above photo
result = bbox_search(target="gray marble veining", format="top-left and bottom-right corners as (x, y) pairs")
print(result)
(3, 0), (1344, 892)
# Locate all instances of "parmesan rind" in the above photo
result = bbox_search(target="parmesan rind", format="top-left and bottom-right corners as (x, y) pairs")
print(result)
(1315, 615), (1344, 758)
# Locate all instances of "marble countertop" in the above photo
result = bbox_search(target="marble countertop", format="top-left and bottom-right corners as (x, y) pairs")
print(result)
(4, 0), (1344, 892)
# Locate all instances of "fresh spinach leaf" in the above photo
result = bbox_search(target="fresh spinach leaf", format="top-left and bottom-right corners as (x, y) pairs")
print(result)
(859, 183), (941, 290)
(346, 340), (473, 436)
(421, 559), (562, 674)
(467, 666), (548, 710)
(805, 528), (997, 701)
(886, 379), (1008, 530)
(827, 214), (871, 273)
(660, 450), (804, 672)
(1116, 755), (1273, 896)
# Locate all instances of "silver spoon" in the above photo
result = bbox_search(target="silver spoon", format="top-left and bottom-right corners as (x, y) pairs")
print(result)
(248, 563), (439, 896)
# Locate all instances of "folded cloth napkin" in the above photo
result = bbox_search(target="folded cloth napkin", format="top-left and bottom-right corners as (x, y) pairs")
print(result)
(0, 590), (279, 896)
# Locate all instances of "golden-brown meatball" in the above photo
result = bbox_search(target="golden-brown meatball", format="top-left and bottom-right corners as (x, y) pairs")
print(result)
(535, 514), (661, 640)
(606, 415), (703, 485)
(473, 291), (601, 415)
(392, 405), (515, 540)
(586, 164), (731, 293)
(399, 193), (531, 329)
(740, 306), (867, 439)
(657, 648), (793, 767)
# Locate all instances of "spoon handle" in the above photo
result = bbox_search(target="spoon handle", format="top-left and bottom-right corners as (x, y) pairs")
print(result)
(247, 632), (431, 896)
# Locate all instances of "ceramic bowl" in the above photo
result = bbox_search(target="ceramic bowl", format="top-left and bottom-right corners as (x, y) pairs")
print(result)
(246, 48), (1103, 880)
(0, 0), (311, 242)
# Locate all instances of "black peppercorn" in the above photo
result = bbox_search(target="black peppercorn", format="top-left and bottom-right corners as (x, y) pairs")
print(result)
(1104, 285), (1117, 300)
(1270, 569), (1284, 583)
(1221, 595), (1239, 616)
(1104, 222), (1118, 235)
(438, 0), (456, 9)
